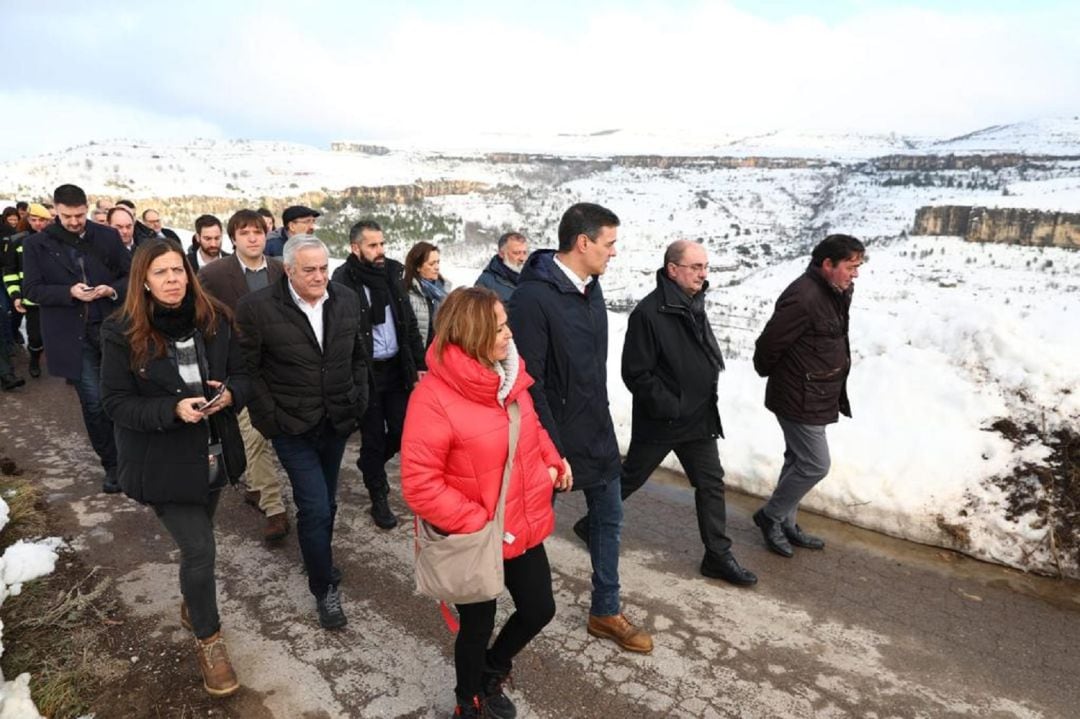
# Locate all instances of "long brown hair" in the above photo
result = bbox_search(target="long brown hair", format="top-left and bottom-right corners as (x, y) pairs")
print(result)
(431, 287), (500, 364)
(402, 240), (443, 291)
(119, 238), (227, 370)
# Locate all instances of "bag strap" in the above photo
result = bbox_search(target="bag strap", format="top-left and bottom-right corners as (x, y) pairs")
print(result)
(493, 401), (520, 524)
(436, 400), (521, 634)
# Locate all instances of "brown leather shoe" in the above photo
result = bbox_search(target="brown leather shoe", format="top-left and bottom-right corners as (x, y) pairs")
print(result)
(180, 601), (192, 631)
(195, 631), (240, 697)
(244, 489), (261, 508)
(587, 613), (653, 653)
(263, 512), (289, 542)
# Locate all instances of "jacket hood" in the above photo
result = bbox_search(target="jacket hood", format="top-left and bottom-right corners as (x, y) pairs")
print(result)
(424, 341), (533, 408)
(520, 249), (589, 295)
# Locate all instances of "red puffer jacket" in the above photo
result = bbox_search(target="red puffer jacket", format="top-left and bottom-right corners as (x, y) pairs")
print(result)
(401, 342), (562, 560)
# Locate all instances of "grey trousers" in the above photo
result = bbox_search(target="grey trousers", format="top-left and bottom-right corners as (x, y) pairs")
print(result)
(154, 490), (222, 639)
(762, 416), (830, 526)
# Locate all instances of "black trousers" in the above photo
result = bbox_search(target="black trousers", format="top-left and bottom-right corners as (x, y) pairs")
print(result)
(454, 543), (555, 704)
(154, 490), (222, 639)
(357, 358), (409, 498)
(622, 437), (732, 557)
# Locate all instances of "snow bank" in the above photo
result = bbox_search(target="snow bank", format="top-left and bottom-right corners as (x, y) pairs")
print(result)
(0, 493), (63, 719)
(446, 232), (1080, 578)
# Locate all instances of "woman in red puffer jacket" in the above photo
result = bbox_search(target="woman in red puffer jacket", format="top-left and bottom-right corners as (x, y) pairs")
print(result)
(402, 287), (571, 719)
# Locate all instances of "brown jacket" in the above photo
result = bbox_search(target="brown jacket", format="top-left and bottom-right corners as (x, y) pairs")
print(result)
(752, 266), (853, 425)
(197, 254), (284, 310)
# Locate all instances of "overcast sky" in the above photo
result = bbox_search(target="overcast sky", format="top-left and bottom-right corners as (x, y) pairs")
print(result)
(3, 0), (1078, 160)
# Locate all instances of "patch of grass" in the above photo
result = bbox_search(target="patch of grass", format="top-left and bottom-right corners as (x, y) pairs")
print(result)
(0, 464), (115, 718)
(0, 465), (48, 541)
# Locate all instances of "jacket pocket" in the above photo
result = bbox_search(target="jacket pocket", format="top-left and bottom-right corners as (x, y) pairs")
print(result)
(802, 374), (843, 415)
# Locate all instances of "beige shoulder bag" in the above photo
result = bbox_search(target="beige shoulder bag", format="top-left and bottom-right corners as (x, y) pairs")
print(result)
(414, 401), (520, 605)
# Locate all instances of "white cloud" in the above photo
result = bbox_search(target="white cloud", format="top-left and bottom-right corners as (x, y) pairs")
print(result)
(3, 2), (1079, 157)
(0, 92), (225, 161)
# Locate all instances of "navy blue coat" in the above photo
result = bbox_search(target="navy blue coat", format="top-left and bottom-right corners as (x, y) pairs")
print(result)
(23, 220), (131, 380)
(474, 255), (520, 303)
(508, 250), (619, 490)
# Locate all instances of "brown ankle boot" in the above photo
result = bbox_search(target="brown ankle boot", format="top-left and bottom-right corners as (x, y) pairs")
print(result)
(195, 631), (239, 697)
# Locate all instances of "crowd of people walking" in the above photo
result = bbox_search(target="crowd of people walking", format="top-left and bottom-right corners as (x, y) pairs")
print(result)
(1, 184), (864, 717)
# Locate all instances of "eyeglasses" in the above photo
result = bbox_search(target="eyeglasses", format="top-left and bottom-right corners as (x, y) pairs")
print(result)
(673, 263), (709, 272)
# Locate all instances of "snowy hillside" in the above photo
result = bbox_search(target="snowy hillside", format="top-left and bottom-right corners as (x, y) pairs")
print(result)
(931, 117), (1080, 155)
(2, 117), (1078, 577)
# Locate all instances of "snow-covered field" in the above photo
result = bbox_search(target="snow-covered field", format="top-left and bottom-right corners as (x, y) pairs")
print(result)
(1, 116), (1078, 579)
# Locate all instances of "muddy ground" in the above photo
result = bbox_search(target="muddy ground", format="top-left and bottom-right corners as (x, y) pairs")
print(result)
(2, 356), (1079, 718)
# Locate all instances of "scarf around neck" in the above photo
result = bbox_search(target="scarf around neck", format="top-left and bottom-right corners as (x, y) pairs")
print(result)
(419, 277), (448, 303)
(348, 254), (391, 325)
(491, 338), (520, 406)
(149, 290), (198, 341)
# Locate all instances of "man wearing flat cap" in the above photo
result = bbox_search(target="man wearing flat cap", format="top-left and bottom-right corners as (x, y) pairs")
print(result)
(265, 206), (320, 257)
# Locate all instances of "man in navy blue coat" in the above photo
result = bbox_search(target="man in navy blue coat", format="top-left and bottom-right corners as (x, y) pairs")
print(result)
(510, 203), (653, 654)
(24, 184), (131, 492)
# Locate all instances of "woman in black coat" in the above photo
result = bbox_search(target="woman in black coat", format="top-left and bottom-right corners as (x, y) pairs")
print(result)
(100, 238), (248, 698)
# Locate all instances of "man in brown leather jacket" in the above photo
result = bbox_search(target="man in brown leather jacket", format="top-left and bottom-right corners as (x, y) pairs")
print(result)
(751, 234), (865, 558)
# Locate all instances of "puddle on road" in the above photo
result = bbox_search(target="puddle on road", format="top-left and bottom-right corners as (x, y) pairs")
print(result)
(646, 466), (1080, 613)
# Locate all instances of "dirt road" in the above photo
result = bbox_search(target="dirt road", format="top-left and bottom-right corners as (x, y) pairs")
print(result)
(2, 365), (1078, 718)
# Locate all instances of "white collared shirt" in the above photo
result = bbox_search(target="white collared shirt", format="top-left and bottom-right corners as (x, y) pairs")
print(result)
(552, 253), (593, 294)
(239, 254), (268, 273)
(287, 281), (330, 350)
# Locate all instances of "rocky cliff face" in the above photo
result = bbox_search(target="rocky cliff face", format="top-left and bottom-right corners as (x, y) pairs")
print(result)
(329, 142), (391, 155)
(913, 205), (1080, 249)
(478, 152), (829, 170)
(136, 180), (487, 230)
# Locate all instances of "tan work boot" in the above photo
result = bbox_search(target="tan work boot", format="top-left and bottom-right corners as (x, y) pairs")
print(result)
(195, 631), (240, 697)
(263, 512), (289, 542)
(180, 601), (192, 631)
(587, 613), (653, 653)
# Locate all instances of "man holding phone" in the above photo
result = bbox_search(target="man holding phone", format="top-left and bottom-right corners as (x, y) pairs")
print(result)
(23, 184), (131, 493)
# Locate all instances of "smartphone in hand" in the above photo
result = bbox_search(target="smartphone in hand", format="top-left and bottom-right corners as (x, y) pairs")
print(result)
(195, 384), (227, 412)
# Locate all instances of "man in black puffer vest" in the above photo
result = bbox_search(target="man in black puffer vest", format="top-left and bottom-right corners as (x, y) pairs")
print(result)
(331, 219), (423, 530)
(236, 234), (369, 630)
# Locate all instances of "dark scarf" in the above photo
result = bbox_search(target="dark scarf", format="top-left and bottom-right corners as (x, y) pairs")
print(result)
(347, 253), (391, 325)
(46, 220), (95, 253)
(688, 289), (725, 370)
(149, 290), (197, 341)
(45, 220), (121, 275)
(659, 269), (725, 371)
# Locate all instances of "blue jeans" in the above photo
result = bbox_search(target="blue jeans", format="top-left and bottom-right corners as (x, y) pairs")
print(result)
(582, 476), (623, 616)
(271, 418), (349, 598)
(73, 327), (117, 471)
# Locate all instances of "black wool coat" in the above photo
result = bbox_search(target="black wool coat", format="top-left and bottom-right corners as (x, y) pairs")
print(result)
(100, 313), (249, 505)
(622, 270), (725, 444)
(508, 250), (620, 490)
(753, 266), (853, 425)
(236, 276), (369, 439)
(22, 221), (131, 380)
